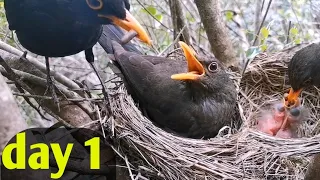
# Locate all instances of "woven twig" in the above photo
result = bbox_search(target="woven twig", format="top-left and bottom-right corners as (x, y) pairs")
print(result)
(105, 45), (320, 180)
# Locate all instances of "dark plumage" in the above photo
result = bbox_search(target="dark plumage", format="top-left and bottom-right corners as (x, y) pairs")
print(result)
(109, 40), (239, 139)
(4, 0), (150, 59)
(288, 43), (320, 91)
(4, 0), (151, 105)
(286, 43), (320, 107)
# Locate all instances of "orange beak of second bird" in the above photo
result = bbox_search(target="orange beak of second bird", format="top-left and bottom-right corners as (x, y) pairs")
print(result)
(106, 10), (152, 45)
(171, 41), (205, 81)
(285, 88), (303, 107)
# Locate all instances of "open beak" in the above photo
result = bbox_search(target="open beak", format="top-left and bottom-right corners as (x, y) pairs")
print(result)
(171, 41), (205, 81)
(284, 88), (302, 107)
(105, 10), (152, 45)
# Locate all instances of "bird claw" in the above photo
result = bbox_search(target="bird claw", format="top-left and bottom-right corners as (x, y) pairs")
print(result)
(44, 57), (60, 111)
(44, 74), (60, 112)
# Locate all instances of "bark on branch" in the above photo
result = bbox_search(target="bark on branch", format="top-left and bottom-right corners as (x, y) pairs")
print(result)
(194, 0), (238, 68)
(169, 0), (191, 45)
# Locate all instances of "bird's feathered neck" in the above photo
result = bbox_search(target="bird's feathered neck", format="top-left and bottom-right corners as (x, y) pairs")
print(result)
(184, 80), (236, 104)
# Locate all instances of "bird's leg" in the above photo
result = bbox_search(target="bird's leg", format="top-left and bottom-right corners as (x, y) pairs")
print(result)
(85, 49), (109, 103)
(45, 57), (60, 110)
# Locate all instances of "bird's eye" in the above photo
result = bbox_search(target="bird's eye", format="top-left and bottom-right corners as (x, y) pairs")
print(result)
(208, 62), (218, 72)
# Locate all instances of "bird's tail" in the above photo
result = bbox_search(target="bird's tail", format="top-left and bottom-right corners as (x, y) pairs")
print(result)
(98, 24), (141, 54)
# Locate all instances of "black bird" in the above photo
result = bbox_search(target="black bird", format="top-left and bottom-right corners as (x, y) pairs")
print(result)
(109, 40), (239, 139)
(4, 0), (151, 105)
(285, 43), (320, 107)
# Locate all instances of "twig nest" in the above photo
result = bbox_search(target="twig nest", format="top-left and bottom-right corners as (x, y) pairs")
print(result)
(106, 44), (320, 179)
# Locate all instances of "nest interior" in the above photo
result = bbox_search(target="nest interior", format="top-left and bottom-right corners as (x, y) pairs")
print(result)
(105, 44), (320, 180)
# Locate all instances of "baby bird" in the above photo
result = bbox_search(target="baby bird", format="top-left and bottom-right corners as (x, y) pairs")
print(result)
(257, 100), (307, 138)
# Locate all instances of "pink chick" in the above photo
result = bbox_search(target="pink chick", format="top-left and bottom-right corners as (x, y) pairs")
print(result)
(276, 106), (304, 139)
(257, 103), (286, 136)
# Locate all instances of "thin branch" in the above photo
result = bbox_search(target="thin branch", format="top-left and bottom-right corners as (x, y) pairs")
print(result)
(0, 65), (94, 118)
(0, 66), (74, 99)
(158, 25), (186, 56)
(0, 41), (80, 90)
(252, 0), (273, 46)
(254, 0), (263, 46)
(12, 92), (103, 102)
(286, 21), (292, 44)
(0, 55), (50, 121)
(136, 0), (172, 31)
(242, 0), (273, 76)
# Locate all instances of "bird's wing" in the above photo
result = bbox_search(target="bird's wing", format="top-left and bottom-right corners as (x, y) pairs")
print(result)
(111, 40), (182, 99)
(112, 44), (192, 132)
(112, 40), (157, 88)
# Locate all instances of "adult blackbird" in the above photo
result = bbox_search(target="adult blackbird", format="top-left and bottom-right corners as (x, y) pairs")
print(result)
(109, 40), (239, 139)
(286, 43), (320, 107)
(4, 0), (151, 105)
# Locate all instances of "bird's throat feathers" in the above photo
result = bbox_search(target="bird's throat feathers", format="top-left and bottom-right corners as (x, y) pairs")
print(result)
(184, 80), (236, 103)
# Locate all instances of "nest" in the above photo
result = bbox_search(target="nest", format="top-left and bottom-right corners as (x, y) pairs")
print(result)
(105, 44), (320, 180)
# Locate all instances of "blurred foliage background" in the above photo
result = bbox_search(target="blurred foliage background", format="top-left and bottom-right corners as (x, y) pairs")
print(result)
(0, 0), (320, 127)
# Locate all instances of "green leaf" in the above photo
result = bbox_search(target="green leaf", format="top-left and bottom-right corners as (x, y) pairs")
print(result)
(260, 27), (269, 39)
(145, 6), (157, 15)
(155, 14), (163, 22)
(305, 32), (312, 40)
(186, 13), (195, 23)
(294, 38), (301, 44)
(290, 27), (299, 36)
(260, 44), (267, 51)
(225, 11), (234, 21)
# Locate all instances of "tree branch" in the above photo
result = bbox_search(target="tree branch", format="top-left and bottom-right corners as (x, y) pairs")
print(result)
(194, 0), (238, 68)
(0, 73), (28, 154)
(0, 50), (95, 128)
(168, 0), (191, 45)
(0, 41), (80, 91)
(253, 0), (263, 46)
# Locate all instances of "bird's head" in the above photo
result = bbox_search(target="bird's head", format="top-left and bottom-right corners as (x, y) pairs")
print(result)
(86, 0), (151, 45)
(171, 42), (236, 97)
(285, 43), (320, 107)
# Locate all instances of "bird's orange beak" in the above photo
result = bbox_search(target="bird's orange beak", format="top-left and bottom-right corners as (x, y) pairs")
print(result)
(284, 88), (303, 107)
(171, 41), (205, 81)
(104, 10), (152, 45)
